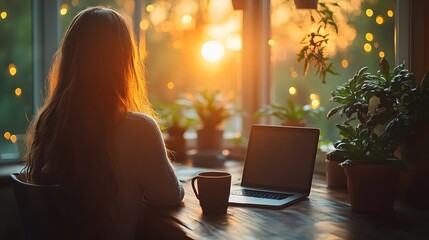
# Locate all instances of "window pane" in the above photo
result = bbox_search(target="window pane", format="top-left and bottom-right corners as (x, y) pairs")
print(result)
(60, 0), (243, 137)
(270, 0), (396, 142)
(0, 1), (33, 161)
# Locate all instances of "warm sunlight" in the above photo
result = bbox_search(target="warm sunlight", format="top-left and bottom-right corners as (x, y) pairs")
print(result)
(201, 41), (224, 62)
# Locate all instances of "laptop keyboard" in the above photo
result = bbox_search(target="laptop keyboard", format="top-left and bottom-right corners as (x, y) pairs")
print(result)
(232, 189), (291, 200)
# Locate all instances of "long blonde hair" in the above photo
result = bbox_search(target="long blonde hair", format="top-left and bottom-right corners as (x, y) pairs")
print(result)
(23, 6), (153, 237)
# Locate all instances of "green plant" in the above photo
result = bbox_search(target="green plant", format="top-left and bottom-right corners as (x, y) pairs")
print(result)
(255, 99), (322, 124)
(327, 58), (429, 167)
(297, 1), (339, 84)
(178, 89), (236, 130)
(155, 102), (197, 137)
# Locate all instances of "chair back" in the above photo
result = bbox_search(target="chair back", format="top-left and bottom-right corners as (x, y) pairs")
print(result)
(10, 173), (80, 240)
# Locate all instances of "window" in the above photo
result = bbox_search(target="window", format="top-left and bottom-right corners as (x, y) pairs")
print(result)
(270, 0), (396, 143)
(0, 1), (33, 162)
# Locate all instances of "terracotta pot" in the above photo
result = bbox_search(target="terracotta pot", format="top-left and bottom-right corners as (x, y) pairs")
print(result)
(325, 159), (347, 188)
(165, 135), (187, 162)
(197, 129), (224, 152)
(294, 0), (318, 9)
(344, 165), (400, 214)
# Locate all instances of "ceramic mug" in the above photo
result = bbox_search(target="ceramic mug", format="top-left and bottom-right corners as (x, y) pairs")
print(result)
(191, 171), (231, 215)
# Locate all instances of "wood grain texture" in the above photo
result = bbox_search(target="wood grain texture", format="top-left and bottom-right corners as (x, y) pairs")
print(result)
(141, 162), (429, 240)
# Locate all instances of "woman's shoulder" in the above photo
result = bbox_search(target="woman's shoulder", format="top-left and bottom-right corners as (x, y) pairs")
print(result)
(116, 112), (159, 133)
(115, 112), (161, 141)
(124, 112), (157, 124)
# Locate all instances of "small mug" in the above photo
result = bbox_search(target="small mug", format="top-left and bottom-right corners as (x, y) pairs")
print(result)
(191, 171), (231, 215)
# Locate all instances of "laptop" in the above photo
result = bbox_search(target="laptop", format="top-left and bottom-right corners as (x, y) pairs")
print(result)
(228, 124), (320, 208)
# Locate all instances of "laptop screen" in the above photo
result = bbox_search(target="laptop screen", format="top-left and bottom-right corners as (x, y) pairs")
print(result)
(241, 125), (320, 193)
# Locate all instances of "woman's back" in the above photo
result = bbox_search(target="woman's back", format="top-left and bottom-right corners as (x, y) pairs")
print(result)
(111, 112), (184, 239)
(23, 7), (184, 239)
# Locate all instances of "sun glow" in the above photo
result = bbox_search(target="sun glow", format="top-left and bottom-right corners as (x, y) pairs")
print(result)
(201, 41), (224, 62)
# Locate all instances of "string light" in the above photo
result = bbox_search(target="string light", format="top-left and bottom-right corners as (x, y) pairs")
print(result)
(376, 16), (384, 25)
(4, 132), (11, 140)
(365, 33), (373, 41)
(0, 11), (7, 19)
(366, 9), (373, 17)
(10, 134), (17, 143)
(364, 43), (372, 52)
(60, 4), (68, 16)
(289, 87), (296, 95)
(379, 51), (385, 58)
(8, 64), (17, 76)
(387, 10), (394, 17)
(268, 39), (275, 46)
(15, 88), (22, 96)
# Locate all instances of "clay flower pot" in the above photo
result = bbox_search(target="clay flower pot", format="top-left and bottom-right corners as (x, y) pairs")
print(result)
(344, 165), (400, 214)
(294, 0), (318, 9)
(325, 159), (347, 188)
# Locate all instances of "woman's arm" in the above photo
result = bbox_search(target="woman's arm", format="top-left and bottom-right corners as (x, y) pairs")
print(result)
(120, 112), (184, 207)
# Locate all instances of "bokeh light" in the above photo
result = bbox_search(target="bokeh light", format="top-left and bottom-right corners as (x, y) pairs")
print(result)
(10, 134), (17, 143)
(379, 51), (385, 58)
(4, 132), (11, 140)
(387, 10), (394, 17)
(310, 94), (317, 100)
(201, 41), (224, 62)
(167, 82), (175, 90)
(15, 88), (22, 96)
(341, 59), (349, 68)
(364, 43), (372, 52)
(365, 33), (373, 41)
(146, 5), (154, 12)
(60, 4), (68, 16)
(366, 9), (373, 17)
(311, 99), (320, 109)
(376, 16), (384, 24)
(289, 87), (296, 95)
(8, 64), (17, 76)
(181, 14), (192, 25)
(268, 39), (275, 46)
(0, 11), (7, 19)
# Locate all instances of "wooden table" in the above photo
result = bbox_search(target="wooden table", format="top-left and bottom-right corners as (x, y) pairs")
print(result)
(140, 161), (429, 240)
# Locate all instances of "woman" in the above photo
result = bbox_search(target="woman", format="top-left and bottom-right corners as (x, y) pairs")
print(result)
(23, 6), (184, 239)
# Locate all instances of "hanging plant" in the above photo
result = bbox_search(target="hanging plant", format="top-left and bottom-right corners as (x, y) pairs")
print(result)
(296, 2), (340, 83)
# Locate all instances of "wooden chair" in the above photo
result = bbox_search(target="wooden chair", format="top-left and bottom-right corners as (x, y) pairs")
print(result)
(10, 173), (81, 240)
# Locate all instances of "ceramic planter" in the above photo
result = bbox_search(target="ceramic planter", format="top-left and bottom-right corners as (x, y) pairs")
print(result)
(294, 0), (318, 9)
(344, 165), (400, 213)
(165, 135), (187, 162)
(196, 128), (224, 152)
(325, 159), (347, 188)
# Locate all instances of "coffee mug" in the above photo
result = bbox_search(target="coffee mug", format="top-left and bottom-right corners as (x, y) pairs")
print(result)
(191, 171), (231, 215)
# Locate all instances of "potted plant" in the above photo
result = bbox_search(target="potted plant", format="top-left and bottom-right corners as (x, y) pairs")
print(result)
(156, 102), (196, 162)
(255, 99), (322, 126)
(326, 59), (415, 213)
(179, 89), (236, 151)
(325, 142), (347, 188)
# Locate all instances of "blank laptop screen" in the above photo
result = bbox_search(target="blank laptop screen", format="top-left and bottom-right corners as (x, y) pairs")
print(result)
(242, 125), (319, 192)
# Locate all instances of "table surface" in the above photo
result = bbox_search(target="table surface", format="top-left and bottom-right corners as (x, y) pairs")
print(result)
(143, 161), (429, 240)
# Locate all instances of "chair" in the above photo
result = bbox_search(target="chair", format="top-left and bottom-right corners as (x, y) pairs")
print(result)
(10, 173), (80, 240)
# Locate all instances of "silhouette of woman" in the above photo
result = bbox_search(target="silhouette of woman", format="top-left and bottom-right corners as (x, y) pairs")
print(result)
(23, 6), (184, 239)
